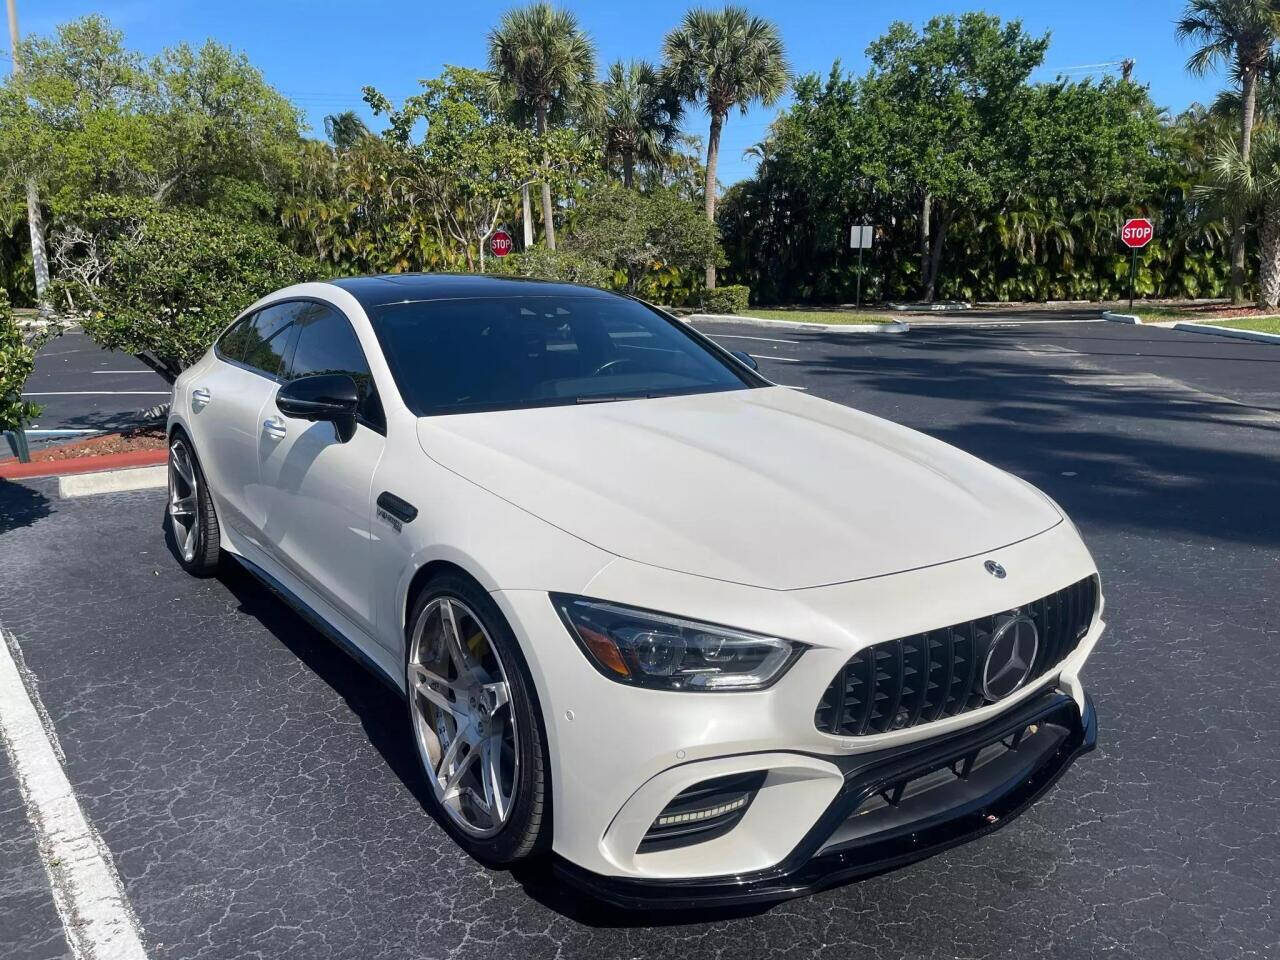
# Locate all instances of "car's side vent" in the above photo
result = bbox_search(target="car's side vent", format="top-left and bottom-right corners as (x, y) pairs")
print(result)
(815, 576), (1097, 737)
(637, 771), (767, 853)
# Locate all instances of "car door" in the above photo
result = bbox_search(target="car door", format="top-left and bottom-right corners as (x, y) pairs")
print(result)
(191, 304), (299, 539)
(257, 300), (387, 637)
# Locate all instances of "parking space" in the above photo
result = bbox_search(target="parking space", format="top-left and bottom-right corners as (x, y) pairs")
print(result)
(20, 333), (170, 445)
(1, 321), (1277, 959)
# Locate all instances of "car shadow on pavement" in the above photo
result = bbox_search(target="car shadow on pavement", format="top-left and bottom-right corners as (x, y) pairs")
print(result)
(0, 480), (52, 534)
(158, 512), (437, 812)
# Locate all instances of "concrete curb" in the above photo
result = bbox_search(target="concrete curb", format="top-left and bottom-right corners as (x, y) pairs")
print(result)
(0, 448), (168, 481)
(1173, 321), (1280, 345)
(887, 301), (971, 312)
(687, 313), (910, 334)
(57, 465), (167, 498)
(1103, 311), (1142, 324)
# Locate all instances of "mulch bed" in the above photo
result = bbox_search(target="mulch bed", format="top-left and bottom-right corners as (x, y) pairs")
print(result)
(1165, 305), (1278, 319)
(2, 426), (167, 464)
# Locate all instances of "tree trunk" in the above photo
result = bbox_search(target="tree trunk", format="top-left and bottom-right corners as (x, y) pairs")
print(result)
(1232, 67), (1259, 304)
(1257, 201), (1280, 309)
(704, 112), (724, 289)
(521, 185), (533, 248)
(923, 205), (951, 303)
(535, 103), (556, 251)
(919, 192), (932, 297)
(25, 179), (49, 311)
(8, 0), (50, 313)
(623, 148), (635, 190)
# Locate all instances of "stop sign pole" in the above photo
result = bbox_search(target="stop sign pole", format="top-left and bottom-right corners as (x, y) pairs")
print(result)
(1121, 217), (1154, 310)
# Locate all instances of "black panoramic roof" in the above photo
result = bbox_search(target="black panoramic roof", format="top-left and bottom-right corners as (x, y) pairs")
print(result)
(327, 273), (617, 311)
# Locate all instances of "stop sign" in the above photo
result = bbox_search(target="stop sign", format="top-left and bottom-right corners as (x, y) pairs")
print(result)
(490, 229), (513, 257)
(1121, 218), (1154, 249)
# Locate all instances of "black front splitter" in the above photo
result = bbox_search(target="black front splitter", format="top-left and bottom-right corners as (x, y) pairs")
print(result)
(552, 691), (1097, 910)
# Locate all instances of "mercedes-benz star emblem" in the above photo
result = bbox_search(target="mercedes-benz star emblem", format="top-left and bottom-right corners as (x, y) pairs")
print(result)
(981, 615), (1039, 701)
(984, 560), (1007, 579)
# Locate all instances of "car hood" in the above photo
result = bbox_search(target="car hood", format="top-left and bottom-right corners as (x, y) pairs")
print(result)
(416, 387), (1061, 590)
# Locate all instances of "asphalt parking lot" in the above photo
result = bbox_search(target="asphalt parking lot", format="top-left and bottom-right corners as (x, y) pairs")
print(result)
(16, 330), (170, 448)
(2, 319), (1278, 959)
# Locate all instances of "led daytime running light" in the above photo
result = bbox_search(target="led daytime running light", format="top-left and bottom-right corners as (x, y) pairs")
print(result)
(654, 795), (749, 826)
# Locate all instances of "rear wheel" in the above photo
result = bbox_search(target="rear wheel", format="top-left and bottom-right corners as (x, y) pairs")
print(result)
(168, 434), (221, 576)
(405, 574), (549, 864)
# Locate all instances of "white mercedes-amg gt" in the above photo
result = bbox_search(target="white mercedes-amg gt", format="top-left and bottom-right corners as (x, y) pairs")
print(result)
(167, 274), (1102, 907)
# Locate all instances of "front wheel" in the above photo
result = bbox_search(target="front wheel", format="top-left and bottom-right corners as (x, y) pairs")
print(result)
(405, 574), (549, 864)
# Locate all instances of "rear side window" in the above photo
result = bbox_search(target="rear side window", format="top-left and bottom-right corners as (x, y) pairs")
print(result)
(241, 302), (303, 377)
(216, 313), (255, 362)
(286, 303), (384, 430)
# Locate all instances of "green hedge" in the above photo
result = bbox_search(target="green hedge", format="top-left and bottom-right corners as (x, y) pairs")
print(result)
(0, 289), (40, 434)
(60, 197), (324, 380)
(488, 246), (612, 288)
(700, 284), (751, 315)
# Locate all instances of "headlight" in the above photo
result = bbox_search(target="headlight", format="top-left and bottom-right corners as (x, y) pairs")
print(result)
(551, 594), (805, 691)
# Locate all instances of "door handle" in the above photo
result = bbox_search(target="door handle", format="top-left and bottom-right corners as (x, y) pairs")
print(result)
(376, 491), (418, 524)
(263, 417), (287, 440)
(191, 387), (211, 407)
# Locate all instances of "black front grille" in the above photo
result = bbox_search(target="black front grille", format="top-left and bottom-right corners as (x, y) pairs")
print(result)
(814, 576), (1097, 737)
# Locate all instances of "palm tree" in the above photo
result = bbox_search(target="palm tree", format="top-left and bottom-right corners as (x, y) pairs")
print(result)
(1199, 128), (1280, 306)
(488, 2), (598, 251)
(1176, 0), (1280, 303)
(599, 60), (682, 188)
(663, 5), (788, 288)
(323, 111), (370, 151)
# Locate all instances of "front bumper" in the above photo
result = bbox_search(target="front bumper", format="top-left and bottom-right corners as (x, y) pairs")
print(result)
(553, 690), (1097, 909)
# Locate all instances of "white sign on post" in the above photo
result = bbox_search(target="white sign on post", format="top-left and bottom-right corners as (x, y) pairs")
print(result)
(849, 224), (874, 249)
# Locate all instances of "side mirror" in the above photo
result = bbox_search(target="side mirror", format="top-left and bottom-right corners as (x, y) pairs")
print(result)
(730, 349), (759, 371)
(276, 374), (358, 440)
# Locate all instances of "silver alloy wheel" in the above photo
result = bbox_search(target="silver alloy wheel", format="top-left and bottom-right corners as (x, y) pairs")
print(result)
(168, 440), (200, 563)
(408, 597), (520, 838)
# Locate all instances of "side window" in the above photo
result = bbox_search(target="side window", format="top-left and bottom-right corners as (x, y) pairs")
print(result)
(286, 303), (384, 430)
(241, 302), (303, 377)
(216, 313), (255, 362)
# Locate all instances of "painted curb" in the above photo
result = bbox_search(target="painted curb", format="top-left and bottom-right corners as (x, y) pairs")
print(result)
(1103, 311), (1142, 324)
(1173, 321), (1280, 345)
(687, 313), (910, 334)
(0, 447), (168, 481)
(58, 465), (167, 498)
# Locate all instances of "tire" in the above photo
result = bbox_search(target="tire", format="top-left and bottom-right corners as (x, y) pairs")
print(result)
(405, 572), (550, 865)
(167, 432), (221, 577)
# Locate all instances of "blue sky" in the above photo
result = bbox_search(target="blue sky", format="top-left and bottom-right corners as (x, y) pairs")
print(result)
(12, 1), (1226, 186)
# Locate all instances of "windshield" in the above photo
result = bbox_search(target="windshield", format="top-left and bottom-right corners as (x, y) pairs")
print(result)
(369, 294), (759, 416)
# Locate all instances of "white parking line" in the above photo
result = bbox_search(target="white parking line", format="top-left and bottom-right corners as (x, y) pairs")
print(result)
(91, 370), (153, 375)
(709, 333), (799, 344)
(0, 628), (149, 960)
(749, 354), (802, 363)
(23, 391), (171, 396)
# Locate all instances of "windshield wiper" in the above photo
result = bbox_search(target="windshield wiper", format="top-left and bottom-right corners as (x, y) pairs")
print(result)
(573, 394), (649, 404)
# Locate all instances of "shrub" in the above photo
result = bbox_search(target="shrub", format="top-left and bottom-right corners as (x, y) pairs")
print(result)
(55, 197), (324, 380)
(566, 185), (723, 298)
(488, 246), (612, 288)
(0, 289), (40, 435)
(700, 284), (750, 315)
